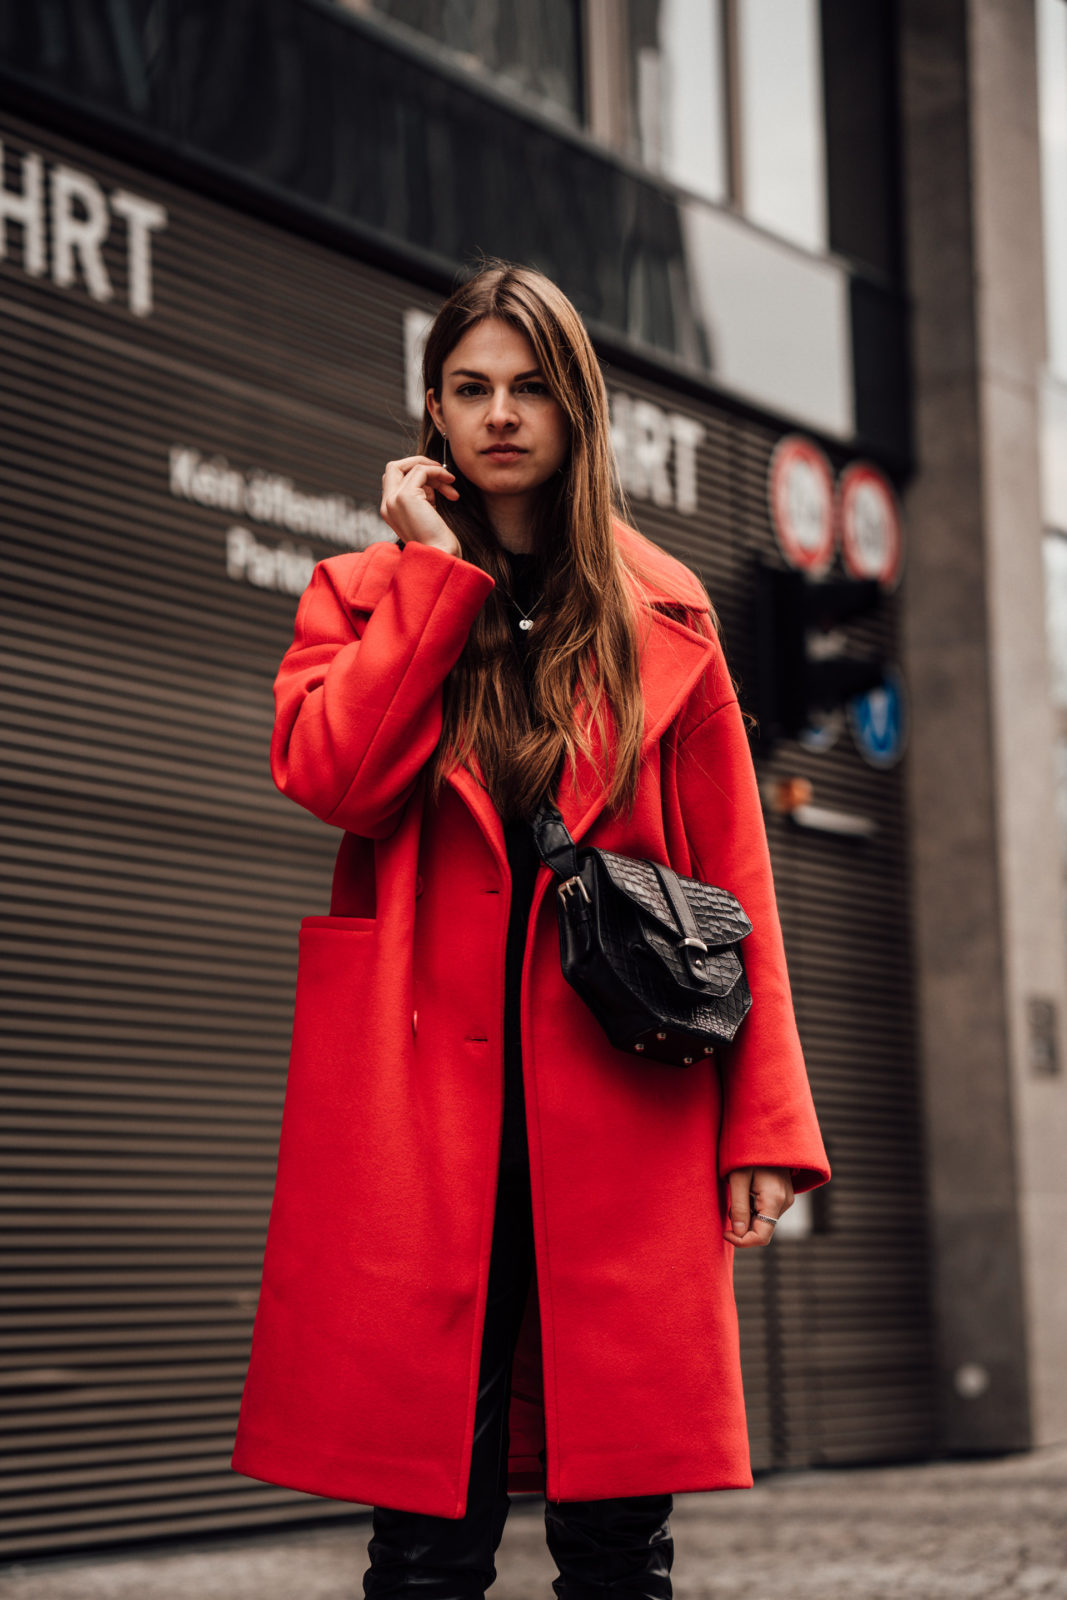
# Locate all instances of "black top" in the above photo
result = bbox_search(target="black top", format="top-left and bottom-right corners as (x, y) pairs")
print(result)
(499, 549), (544, 1174)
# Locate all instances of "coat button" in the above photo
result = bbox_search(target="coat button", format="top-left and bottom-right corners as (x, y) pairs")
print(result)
(412, 1009), (418, 1036)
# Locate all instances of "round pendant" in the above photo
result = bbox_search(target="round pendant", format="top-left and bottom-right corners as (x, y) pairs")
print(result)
(519, 618), (534, 631)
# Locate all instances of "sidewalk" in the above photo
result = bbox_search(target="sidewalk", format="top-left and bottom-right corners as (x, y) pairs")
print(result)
(3, 1444), (1065, 1600)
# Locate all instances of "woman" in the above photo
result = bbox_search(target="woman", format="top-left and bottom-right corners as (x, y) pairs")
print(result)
(231, 262), (830, 1598)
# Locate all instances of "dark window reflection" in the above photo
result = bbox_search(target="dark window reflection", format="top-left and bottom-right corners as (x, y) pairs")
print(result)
(618, 0), (727, 204)
(336, 0), (584, 126)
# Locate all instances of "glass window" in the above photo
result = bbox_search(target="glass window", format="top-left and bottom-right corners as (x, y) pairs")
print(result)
(336, 0), (584, 127)
(1038, 0), (1067, 382)
(735, 0), (827, 251)
(621, 0), (728, 203)
(820, 0), (903, 280)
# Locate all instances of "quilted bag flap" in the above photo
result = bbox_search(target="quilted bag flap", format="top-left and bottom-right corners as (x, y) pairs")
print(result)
(590, 848), (753, 949)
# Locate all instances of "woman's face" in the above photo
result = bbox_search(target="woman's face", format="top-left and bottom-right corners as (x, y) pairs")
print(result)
(426, 318), (571, 507)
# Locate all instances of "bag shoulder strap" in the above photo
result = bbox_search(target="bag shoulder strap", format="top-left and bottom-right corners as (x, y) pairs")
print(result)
(531, 801), (579, 879)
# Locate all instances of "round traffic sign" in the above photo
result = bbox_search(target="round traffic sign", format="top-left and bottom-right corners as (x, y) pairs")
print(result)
(768, 435), (836, 576)
(838, 462), (903, 590)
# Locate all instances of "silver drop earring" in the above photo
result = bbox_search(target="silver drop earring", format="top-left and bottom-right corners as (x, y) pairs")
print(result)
(440, 431), (450, 471)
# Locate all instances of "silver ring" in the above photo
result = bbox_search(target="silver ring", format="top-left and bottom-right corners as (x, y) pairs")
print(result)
(753, 1212), (779, 1225)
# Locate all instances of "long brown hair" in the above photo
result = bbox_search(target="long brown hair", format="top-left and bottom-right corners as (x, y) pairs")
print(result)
(419, 260), (711, 822)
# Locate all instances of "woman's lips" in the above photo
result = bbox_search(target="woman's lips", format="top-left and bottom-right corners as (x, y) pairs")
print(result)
(484, 446), (526, 458)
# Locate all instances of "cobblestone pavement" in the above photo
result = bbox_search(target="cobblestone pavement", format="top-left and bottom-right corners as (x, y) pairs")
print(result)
(2, 1444), (1065, 1600)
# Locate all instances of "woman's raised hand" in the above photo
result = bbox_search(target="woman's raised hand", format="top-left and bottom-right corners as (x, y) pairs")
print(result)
(380, 455), (462, 556)
(722, 1166), (795, 1248)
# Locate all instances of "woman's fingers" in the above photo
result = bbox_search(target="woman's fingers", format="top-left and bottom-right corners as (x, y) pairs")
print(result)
(381, 453), (451, 484)
(724, 1168), (755, 1244)
(381, 457), (458, 507)
(379, 456), (461, 552)
(722, 1165), (794, 1248)
(382, 455), (458, 490)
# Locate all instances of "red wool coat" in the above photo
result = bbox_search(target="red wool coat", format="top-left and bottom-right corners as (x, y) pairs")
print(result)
(231, 520), (830, 1515)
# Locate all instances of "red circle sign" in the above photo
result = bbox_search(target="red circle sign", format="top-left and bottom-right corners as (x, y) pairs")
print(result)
(767, 435), (836, 576)
(838, 462), (903, 590)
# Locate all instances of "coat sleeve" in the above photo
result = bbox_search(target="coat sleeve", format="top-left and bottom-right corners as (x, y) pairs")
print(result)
(675, 641), (830, 1195)
(270, 540), (495, 837)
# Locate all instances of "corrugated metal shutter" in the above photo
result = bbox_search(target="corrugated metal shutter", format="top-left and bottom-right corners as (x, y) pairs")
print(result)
(1, 111), (932, 1559)
(0, 111), (422, 1556)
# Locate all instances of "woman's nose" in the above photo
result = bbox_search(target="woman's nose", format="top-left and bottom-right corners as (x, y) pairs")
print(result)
(487, 388), (519, 427)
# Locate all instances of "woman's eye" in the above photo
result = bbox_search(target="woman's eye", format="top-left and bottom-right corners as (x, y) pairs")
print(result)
(453, 381), (549, 398)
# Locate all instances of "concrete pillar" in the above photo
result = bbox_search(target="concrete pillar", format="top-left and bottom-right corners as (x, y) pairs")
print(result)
(898, 0), (1067, 1452)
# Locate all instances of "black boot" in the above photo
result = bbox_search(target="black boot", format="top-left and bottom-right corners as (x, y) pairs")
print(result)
(544, 1493), (674, 1599)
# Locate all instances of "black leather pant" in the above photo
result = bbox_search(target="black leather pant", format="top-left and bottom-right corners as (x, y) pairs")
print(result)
(362, 1161), (674, 1599)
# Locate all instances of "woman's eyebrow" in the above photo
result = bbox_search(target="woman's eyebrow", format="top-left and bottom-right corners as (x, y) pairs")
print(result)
(447, 367), (544, 382)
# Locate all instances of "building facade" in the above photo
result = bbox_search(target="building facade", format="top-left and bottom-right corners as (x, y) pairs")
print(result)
(0, 0), (1062, 1562)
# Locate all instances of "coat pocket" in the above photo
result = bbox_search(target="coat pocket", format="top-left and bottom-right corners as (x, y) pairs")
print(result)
(286, 916), (381, 1095)
(299, 914), (377, 932)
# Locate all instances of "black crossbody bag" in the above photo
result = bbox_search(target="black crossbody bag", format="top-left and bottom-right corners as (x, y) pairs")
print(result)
(531, 801), (753, 1066)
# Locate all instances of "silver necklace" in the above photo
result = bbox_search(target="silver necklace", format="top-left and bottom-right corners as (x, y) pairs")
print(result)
(503, 551), (543, 630)
(508, 592), (543, 632)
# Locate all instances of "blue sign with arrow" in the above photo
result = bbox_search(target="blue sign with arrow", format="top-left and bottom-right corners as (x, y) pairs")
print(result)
(848, 666), (907, 769)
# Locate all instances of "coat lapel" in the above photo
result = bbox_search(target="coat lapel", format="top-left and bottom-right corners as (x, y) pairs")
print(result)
(445, 606), (715, 863)
(552, 608), (714, 845)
